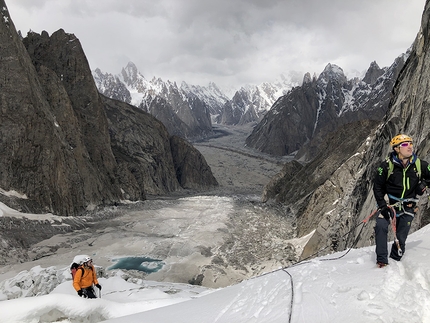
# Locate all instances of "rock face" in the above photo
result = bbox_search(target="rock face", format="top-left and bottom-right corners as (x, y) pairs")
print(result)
(23, 29), (123, 213)
(263, 0), (430, 258)
(219, 89), (260, 125)
(141, 94), (192, 140)
(170, 136), (218, 189)
(246, 58), (406, 160)
(0, 1), (217, 217)
(262, 119), (379, 241)
(102, 97), (181, 197)
(362, 61), (385, 84)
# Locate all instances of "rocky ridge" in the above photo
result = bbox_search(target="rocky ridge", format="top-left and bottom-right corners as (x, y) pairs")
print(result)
(94, 63), (215, 140)
(93, 64), (301, 129)
(263, 0), (430, 258)
(0, 0), (218, 263)
(246, 57), (407, 161)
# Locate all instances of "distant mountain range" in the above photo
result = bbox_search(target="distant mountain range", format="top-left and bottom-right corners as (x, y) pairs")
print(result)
(93, 56), (404, 158)
(216, 73), (302, 125)
(93, 62), (301, 138)
(246, 55), (407, 160)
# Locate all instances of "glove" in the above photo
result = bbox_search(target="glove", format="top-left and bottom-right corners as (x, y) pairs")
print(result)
(95, 284), (102, 290)
(78, 289), (83, 297)
(416, 181), (427, 196)
(380, 205), (393, 220)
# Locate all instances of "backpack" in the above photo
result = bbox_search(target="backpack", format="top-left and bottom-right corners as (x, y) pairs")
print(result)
(70, 262), (84, 280)
(386, 157), (421, 180)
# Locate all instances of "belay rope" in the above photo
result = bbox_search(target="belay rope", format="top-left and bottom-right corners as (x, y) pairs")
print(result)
(251, 207), (391, 323)
(387, 205), (402, 257)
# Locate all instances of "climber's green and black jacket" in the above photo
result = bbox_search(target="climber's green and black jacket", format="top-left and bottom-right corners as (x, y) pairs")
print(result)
(373, 152), (430, 209)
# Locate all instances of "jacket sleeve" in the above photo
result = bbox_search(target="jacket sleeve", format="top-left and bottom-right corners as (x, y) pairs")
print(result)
(73, 268), (83, 291)
(92, 265), (99, 285)
(373, 161), (388, 208)
(421, 159), (430, 183)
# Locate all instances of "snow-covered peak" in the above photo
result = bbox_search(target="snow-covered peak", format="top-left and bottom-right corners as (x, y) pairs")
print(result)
(323, 63), (344, 74)
(124, 61), (138, 74)
(180, 81), (229, 115)
(120, 62), (146, 87)
(320, 63), (345, 77)
(207, 81), (219, 91)
(317, 63), (347, 85)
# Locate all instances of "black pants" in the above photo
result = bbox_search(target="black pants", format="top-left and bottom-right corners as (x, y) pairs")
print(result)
(374, 213), (413, 263)
(82, 286), (97, 299)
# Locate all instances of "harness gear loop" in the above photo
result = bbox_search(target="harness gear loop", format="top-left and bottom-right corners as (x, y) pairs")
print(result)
(387, 194), (418, 217)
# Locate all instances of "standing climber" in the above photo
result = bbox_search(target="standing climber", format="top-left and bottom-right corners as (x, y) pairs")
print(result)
(373, 134), (430, 268)
(73, 256), (102, 298)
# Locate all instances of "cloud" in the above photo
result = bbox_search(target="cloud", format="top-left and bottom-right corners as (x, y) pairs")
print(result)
(5, 0), (426, 90)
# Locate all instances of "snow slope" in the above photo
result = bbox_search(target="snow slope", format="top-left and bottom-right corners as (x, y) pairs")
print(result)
(1, 220), (430, 323)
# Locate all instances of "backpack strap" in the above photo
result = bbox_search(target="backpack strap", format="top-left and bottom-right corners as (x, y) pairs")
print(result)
(386, 158), (394, 180)
(415, 158), (421, 179)
(386, 157), (421, 180)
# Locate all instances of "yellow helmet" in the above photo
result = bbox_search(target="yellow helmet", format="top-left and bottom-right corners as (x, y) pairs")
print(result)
(390, 134), (413, 147)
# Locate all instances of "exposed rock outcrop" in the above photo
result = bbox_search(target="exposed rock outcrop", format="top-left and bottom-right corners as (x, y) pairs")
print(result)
(263, 0), (430, 258)
(0, 1), (217, 217)
(362, 61), (384, 85)
(102, 96), (182, 197)
(170, 135), (218, 190)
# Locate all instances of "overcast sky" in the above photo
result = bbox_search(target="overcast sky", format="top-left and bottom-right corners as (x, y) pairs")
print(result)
(5, 0), (426, 91)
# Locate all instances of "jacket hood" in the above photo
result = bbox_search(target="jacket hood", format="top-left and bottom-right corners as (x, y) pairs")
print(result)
(390, 152), (418, 167)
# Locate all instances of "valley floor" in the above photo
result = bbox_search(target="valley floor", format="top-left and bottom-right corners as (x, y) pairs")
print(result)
(193, 123), (292, 195)
(0, 124), (299, 289)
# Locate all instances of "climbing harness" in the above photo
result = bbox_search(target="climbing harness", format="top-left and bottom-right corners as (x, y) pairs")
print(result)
(387, 194), (419, 217)
(385, 195), (418, 257)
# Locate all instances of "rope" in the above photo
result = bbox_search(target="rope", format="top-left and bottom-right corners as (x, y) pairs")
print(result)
(249, 205), (412, 322)
(388, 206), (402, 257)
(250, 208), (379, 323)
(290, 211), (373, 267)
(282, 269), (294, 323)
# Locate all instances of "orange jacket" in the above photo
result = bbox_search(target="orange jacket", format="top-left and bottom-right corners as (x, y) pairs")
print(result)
(73, 264), (99, 291)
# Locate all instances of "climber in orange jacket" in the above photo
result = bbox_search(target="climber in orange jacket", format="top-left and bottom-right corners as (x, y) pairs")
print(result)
(73, 256), (101, 298)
